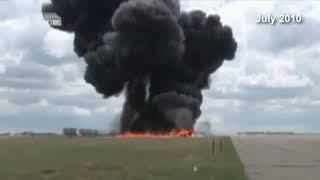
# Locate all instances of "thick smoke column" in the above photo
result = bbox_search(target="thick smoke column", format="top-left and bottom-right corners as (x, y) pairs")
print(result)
(42, 0), (237, 133)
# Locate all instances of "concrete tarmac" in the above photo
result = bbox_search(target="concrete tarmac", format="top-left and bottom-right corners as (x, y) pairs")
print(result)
(232, 135), (320, 180)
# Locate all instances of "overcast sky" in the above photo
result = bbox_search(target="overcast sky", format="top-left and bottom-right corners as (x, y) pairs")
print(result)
(0, 0), (319, 133)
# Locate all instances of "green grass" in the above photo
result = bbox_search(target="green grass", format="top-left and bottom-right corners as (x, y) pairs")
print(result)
(0, 136), (247, 180)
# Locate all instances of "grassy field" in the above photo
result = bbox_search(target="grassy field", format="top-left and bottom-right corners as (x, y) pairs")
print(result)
(0, 136), (247, 180)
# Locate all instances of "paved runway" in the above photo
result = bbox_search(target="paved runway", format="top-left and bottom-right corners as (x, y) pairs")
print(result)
(232, 135), (320, 180)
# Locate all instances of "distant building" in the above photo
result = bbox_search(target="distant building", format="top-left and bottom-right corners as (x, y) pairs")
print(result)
(78, 129), (100, 137)
(0, 133), (11, 137)
(63, 128), (77, 137)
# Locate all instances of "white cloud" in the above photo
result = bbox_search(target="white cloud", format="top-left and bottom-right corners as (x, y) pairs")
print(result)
(0, 51), (24, 67)
(0, 66), (5, 74)
(182, 0), (227, 12)
(202, 97), (244, 110)
(43, 30), (74, 58)
(0, 52), (39, 88)
(0, 99), (18, 115)
(72, 107), (92, 117)
(0, 18), (28, 31)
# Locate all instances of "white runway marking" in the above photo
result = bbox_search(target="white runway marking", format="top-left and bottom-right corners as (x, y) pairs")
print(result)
(232, 135), (320, 180)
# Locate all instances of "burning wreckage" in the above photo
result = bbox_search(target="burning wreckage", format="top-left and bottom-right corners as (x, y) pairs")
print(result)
(42, 0), (237, 137)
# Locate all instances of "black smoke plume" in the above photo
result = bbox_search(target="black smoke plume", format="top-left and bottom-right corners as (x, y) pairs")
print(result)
(42, 0), (237, 133)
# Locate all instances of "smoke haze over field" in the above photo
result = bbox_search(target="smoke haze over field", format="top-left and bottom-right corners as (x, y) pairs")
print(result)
(42, 0), (237, 132)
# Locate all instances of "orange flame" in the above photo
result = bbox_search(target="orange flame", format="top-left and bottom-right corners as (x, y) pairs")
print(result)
(118, 129), (193, 138)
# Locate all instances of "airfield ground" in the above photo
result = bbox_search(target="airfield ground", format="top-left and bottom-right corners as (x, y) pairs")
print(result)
(232, 135), (320, 180)
(0, 136), (246, 180)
